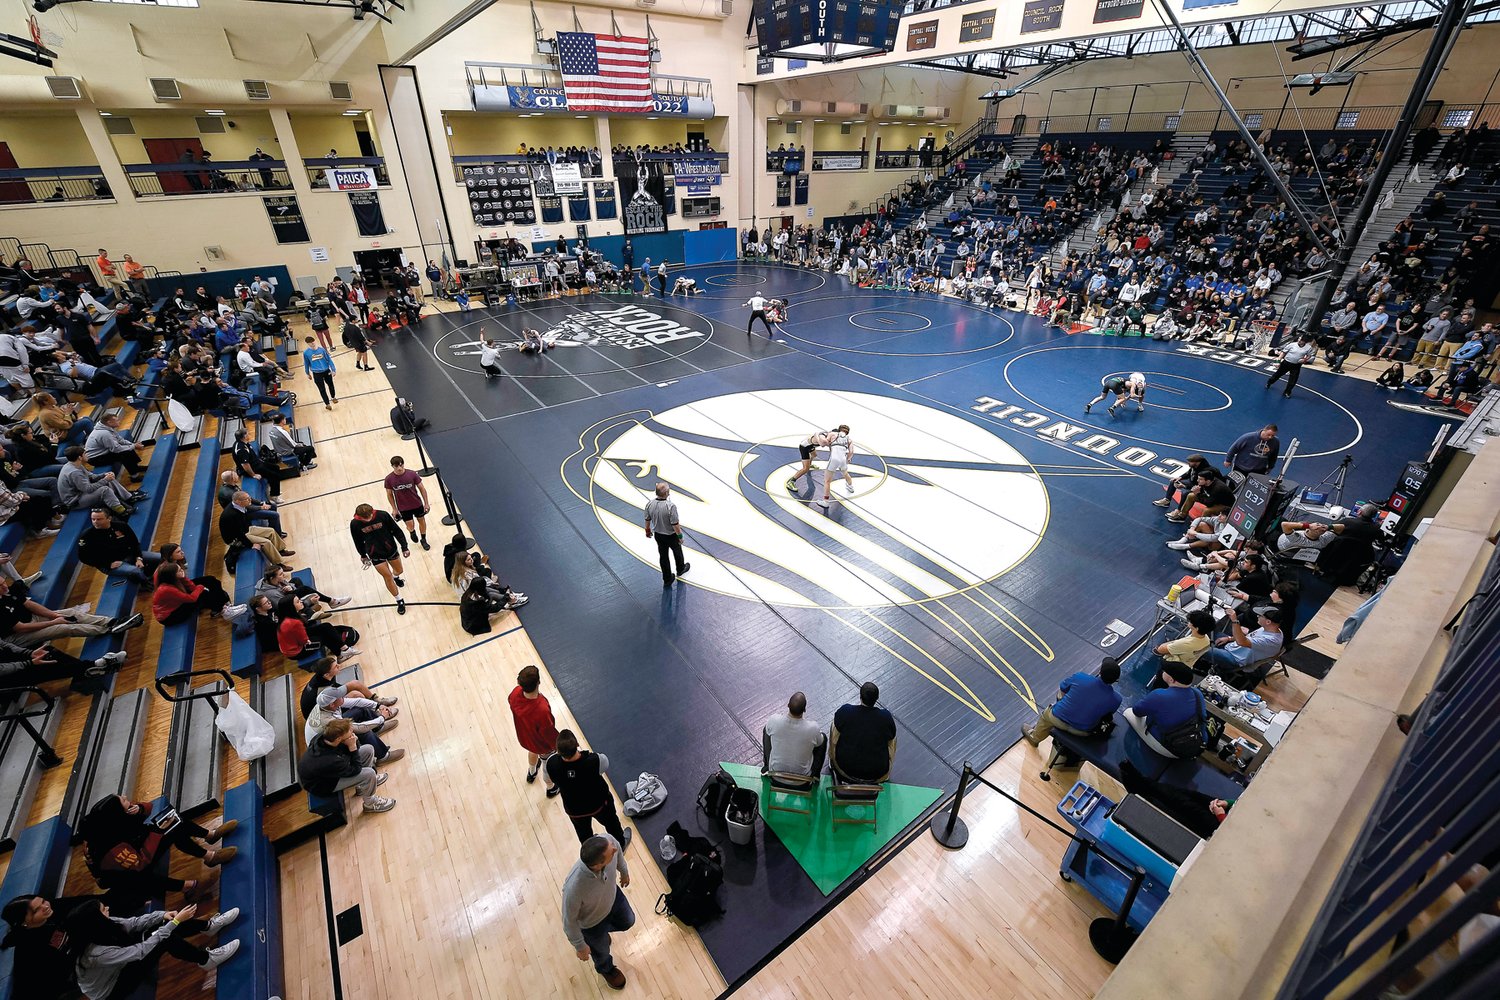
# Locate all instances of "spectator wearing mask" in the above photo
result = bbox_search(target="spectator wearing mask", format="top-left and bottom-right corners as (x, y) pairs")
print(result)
(1021, 657), (1122, 747)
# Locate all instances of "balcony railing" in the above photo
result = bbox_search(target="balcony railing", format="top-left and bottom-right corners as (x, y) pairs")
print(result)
(451, 154), (603, 181)
(123, 160), (292, 198)
(811, 150), (868, 171)
(0, 167), (113, 205)
(305, 156), (391, 189)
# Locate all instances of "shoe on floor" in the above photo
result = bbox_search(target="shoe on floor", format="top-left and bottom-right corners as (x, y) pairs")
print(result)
(206, 907), (241, 935)
(420, 537), (430, 551)
(1019, 724), (1040, 748)
(1180, 557), (1205, 570)
(409, 529), (419, 542)
(1151, 497), (1172, 507)
(376, 718), (399, 735)
(375, 772), (390, 787)
(199, 940), (240, 970)
(1166, 539), (1193, 550)
(395, 576), (406, 588)
(330, 596), (352, 608)
(784, 479), (798, 495)
(1165, 512), (1188, 523)
(337, 646), (362, 662)
(110, 613), (145, 634)
(603, 968), (627, 991)
(505, 593), (530, 609)
(376, 695), (398, 707)
(1083, 403), (1092, 414)
(377, 748), (406, 765)
(546, 785), (562, 798)
(21, 571), (41, 585)
(363, 795), (396, 813)
(526, 765), (538, 784)
(397, 599), (407, 615)
(663, 576), (674, 588)
(620, 828), (632, 851)
(677, 563), (690, 577)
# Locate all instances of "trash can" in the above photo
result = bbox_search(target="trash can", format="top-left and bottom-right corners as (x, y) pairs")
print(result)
(725, 787), (759, 846)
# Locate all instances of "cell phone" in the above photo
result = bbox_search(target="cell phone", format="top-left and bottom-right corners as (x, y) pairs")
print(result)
(152, 809), (181, 833)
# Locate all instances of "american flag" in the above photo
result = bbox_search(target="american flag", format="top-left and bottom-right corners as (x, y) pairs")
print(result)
(557, 31), (652, 113)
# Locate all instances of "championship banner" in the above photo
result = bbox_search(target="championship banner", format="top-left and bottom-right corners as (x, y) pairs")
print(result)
(329, 166), (377, 191)
(775, 176), (791, 207)
(568, 192), (591, 222)
(819, 154), (865, 171)
(538, 195), (564, 224)
(481, 85), (712, 118)
(262, 195), (309, 244)
(348, 191), (387, 237)
(1093, 0), (1144, 22)
(461, 162), (535, 226)
(552, 162), (585, 195)
(794, 175), (809, 205)
(618, 162), (667, 234)
(594, 180), (617, 220)
(663, 176), (677, 217)
(1021, 0), (1065, 33)
(959, 9), (996, 42)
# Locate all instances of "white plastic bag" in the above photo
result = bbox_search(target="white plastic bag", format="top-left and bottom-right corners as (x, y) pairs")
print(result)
(215, 690), (277, 761)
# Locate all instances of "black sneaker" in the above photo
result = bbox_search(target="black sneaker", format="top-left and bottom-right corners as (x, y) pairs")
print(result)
(409, 530), (419, 542)
(419, 537), (430, 551)
(396, 599), (406, 615)
(526, 766), (538, 784)
(1083, 403), (1092, 414)
(677, 563), (691, 576)
(546, 785), (562, 798)
(394, 576), (405, 588)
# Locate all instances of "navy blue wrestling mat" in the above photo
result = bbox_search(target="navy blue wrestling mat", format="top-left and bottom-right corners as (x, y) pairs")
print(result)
(373, 263), (1446, 987)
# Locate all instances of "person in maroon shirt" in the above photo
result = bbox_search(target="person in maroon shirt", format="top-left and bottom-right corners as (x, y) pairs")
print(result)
(382, 456), (431, 552)
(508, 664), (561, 798)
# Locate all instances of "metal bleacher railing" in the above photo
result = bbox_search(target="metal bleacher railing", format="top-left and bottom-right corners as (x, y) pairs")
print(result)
(121, 160), (294, 198)
(0, 167), (113, 205)
(1274, 541), (1500, 1000)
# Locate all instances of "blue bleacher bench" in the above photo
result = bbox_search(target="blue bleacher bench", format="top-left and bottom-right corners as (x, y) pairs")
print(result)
(217, 781), (285, 1000)
(0, 816), (73, 1000)
(156, 439), (224, 680)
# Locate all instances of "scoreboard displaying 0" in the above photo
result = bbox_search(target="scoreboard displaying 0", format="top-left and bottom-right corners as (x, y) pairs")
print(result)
(1227, 473), (1275, 539)
(754, 0), (903, 58)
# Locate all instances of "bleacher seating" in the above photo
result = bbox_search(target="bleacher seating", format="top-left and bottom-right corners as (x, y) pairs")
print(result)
(255, 662), (363, 806)
(0, 689), (64, 852)
(0, 816), (72, 1000)
(156, 438), (226, 681)
(160, 674), (227, 818)
(58, 684), (152, 831)
(217, 781), (286, 1000)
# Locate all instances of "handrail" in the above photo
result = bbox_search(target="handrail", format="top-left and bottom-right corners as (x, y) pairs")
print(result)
(300, 156), (386, 167)
(155, 668), (233, 715)
(122, 160), (286, 173)
(0, 166), (106, 179)
(0, 685), (63, 768)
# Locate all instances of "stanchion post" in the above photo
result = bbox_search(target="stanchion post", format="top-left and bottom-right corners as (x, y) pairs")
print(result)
(1088, 866), (1146, 963)
(928, 762), (972, 849)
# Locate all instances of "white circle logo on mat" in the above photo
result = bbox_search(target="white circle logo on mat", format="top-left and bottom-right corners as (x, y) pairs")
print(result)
(569, 389), (1048, 610)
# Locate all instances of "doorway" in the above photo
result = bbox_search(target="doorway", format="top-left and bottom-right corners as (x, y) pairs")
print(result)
(142, 137), (206, 194)
(0, 143), (31, 204)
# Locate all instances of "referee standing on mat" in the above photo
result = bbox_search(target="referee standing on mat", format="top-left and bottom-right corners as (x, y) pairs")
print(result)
(746, 293), (774, 336)
(1265, 331), (1317, 398)
(644, 482), (690, 588)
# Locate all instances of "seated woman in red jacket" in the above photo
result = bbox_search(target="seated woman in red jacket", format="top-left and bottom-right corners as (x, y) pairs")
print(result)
(151, 563), (231, 625)
(276, 594), (359, 662)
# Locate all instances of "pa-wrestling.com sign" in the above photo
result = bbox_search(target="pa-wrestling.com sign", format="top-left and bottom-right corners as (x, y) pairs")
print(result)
(438, 304), (711, 377)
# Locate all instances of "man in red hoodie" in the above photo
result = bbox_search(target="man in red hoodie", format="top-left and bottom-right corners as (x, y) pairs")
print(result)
(509, 665), (561, 798)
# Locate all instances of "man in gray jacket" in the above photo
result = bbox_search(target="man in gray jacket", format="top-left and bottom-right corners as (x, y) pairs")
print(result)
(561, 834), (633, 991)
(57, 446), (140, 515)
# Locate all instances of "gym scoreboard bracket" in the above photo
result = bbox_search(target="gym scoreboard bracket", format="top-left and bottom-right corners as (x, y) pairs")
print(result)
(754, 0), (902, 62)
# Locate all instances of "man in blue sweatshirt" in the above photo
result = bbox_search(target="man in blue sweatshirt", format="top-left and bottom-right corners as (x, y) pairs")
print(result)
(1224, 424), (1280, 476)
(1021, 657), (1122, 746)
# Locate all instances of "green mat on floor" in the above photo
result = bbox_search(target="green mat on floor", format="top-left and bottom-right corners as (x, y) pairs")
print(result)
(719, 762), (943, 896)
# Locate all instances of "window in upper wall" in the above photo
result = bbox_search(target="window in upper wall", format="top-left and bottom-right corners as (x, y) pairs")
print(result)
(1442, 109), (1475, 128)
(1096, 117), (1112, 132)
(1336, 111), (1360, 129)
(1244, 113), (1264, 129)
(1164, 114), (1181, 131)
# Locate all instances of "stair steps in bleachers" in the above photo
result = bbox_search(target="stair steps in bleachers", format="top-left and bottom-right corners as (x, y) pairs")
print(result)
(0, 691), (65, 853)
(160, 678), (227, 819)
(255, 664), (362, 848)
(58, 685), (152, 831)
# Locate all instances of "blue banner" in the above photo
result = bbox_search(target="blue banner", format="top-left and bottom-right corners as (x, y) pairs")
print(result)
(504, 86), (700, 117)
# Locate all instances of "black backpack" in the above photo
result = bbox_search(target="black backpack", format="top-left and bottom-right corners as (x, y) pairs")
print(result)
(695, 767), (735, 825)
(656, 852), (724, 928)
(1158, 690), (1208, 759)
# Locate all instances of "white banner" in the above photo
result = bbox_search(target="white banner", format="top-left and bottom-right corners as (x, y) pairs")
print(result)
(329, 166), (377, 191)
(819, 154), (865, 171)
(552, 162), (584, 195)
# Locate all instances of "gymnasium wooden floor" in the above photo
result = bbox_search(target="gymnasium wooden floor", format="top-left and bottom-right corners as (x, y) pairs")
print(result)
(0, 295), (1336, 1000)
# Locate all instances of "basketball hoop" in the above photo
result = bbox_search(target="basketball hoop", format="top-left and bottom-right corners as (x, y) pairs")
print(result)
(1249, 320), (1280, 356)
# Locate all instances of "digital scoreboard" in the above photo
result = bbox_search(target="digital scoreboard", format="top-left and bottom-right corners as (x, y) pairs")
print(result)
(754, 0), (903, 62)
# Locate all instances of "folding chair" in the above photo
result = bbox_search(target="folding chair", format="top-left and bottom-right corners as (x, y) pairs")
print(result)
(829, 773), (883, 831)
(765, 772), (817, 818)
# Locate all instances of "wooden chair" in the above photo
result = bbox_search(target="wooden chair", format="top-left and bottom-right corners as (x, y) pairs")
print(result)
(765, 771), (817, 817)
(829, 773), (883, 831)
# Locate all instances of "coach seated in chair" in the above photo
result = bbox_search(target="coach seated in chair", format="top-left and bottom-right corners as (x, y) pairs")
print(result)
(1197, 607), (1285, 687)
(1278, 504), (1383, 583)
(1165, 469), (1236, 525)
(830, 682), (897, 784)
(761, 691), (827, 785)
(1020, 656), (1121, 748)
(1124, 662), (1208, 771)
